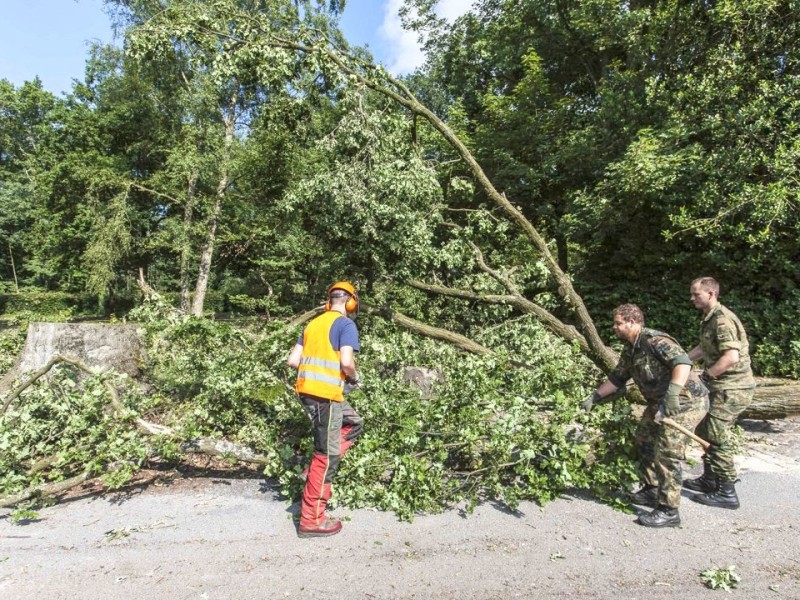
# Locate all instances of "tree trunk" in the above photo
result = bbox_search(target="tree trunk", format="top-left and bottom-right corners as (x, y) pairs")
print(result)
(180, 171), (198, 313)
(744, 378), (800, 420)
(8, 240), (19, 293)
(191, 196), (222, 316)
(0, 323), (147, 397)
(191, 94), (236, 317)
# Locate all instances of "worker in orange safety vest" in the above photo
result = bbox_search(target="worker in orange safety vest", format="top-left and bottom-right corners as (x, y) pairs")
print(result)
(287, 281), (364, 538)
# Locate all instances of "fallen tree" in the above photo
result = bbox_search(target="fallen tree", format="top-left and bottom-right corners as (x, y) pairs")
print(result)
(122, 3), (800, 413)
(0, 354), (268, 509)
(0, 314), (638, 519)
(294, 305), (800, 420)
(4, 311), (795, 518)
(740, 378), (800, 420)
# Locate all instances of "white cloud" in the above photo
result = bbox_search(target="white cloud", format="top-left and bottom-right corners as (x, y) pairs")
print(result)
(380, 0), (425, 75)
(435, 0), (474, 21)
(380, 0), (472, 74)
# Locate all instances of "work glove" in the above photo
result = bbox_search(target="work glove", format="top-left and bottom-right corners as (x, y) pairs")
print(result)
(343, 373), (361, 394)
(661, 382), (683, 417)
(581, 391), (602, 412)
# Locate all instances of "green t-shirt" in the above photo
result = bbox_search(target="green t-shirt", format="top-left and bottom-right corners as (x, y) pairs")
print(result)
(699, 303), (755, 390)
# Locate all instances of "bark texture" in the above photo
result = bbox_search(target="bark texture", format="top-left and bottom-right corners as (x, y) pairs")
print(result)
(743, 378), (800, 419)
(0, 322), (146, 396)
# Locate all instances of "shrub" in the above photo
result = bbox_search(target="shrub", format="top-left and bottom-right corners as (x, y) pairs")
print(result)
(0, 291), (76, 319)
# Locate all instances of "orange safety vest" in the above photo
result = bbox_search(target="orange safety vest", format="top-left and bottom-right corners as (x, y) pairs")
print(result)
(295, 311), (346, 401)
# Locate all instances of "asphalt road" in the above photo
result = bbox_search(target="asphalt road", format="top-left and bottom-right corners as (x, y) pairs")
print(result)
(2, 419), (799, 600)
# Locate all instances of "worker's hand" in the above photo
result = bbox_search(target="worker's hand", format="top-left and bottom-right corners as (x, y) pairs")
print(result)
(343, 381), (360, 394)
(581, 391), (602, 412)
(662, 382), (683, 417)
(343, 373), (361, 394)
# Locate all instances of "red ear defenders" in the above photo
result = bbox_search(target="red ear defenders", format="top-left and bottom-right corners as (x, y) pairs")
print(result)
(325, 281), (358, 313)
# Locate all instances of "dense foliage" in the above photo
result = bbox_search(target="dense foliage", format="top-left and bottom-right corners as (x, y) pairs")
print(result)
(1, 308), (639, 518)
(1, 0), (798, 514)
(404, 0), (800, 373)
(2, 0), (797, 373)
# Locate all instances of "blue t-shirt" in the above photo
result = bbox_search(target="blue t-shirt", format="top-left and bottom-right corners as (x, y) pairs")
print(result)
(298, 315), (360, 352)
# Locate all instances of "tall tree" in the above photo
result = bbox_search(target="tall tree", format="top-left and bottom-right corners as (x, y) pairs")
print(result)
(109, 0), (349, 314)
(118, 0), (800, 375)
(0, 79), (59, 291)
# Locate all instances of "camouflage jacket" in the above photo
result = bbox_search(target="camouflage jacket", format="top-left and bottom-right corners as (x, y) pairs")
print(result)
(609, 328), (707, 406)
(699, 303), (756, 390)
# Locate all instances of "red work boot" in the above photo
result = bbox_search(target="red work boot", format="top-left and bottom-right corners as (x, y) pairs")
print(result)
(298, 518), (342, 538)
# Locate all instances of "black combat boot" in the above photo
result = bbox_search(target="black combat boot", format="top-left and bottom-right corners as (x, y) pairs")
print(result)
(630, 484), (659, 507)
(637, 505), (681, 528)
(691, 480), (740, 510)
(683, 463), (717, 493)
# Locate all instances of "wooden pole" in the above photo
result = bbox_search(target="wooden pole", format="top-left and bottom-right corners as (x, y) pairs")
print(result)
(661, 417), (711, 451)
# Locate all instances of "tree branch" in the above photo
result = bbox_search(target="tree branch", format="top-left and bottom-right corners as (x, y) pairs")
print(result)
(363, 305), (493, 356)
(0, 471), (93, 509)
(268, 28), (617, 371)
(409, 279), (591, 355)
(0, 354), (271, 508)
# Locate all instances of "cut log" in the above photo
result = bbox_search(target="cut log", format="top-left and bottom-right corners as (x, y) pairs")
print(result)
(744, 378), (800, 420)
(20, 322), (146, 376)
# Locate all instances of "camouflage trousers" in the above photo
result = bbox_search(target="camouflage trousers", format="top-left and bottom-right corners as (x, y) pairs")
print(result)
(636, 403), (707, 509)
(697, 387), (755, 482)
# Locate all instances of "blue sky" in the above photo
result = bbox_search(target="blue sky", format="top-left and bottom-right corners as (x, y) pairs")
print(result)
(0, 0), (472, 96)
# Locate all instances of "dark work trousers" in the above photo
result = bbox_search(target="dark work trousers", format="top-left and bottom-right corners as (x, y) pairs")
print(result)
(298, 394), (363, 527)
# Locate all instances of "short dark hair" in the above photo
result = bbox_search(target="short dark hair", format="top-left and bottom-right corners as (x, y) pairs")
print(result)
(691, 276), (720, 296)
(613, 303), (645, 326)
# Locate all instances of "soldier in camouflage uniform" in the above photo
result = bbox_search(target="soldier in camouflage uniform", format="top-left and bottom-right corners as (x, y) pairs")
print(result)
(685, 277), (756, 509)
(582, 304), (708, 528)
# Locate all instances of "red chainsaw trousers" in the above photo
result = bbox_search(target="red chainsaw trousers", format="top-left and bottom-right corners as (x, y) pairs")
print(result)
(298, 394), (363, 528)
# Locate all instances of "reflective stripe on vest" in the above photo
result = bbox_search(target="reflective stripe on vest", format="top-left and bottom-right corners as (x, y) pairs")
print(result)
(300, 357), (341, 370)
(296, 311), (345, 401)
(298, 370), (344, 387)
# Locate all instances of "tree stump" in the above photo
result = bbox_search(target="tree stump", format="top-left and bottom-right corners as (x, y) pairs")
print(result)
(1, 322), (146, 392)
(402, 366), (445, 399)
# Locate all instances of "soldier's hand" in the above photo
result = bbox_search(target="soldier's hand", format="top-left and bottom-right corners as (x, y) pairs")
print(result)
(662, 382), (682, 417)
(699, 370), (715, 386)
(581, 391), (601, 412)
